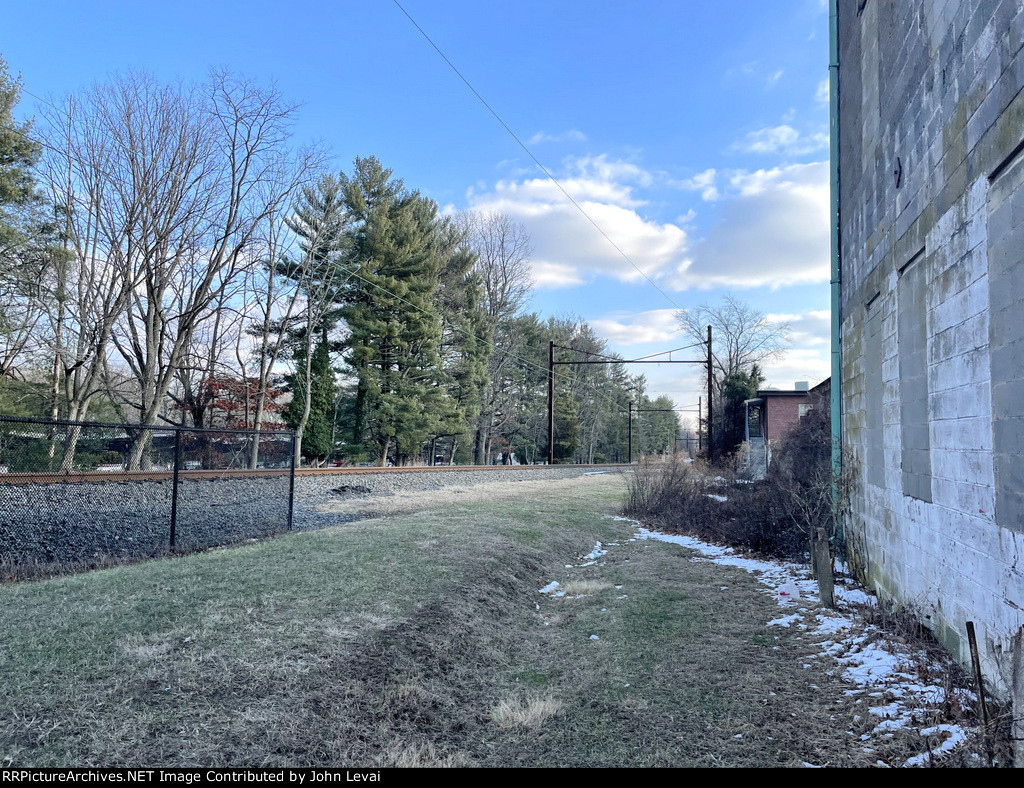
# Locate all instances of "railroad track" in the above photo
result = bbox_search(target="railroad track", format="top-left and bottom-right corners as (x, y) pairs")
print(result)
(0, 463), (631, 485)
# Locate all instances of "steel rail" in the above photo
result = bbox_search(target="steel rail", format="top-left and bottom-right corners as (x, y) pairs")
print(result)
(0, 463), (631, 485)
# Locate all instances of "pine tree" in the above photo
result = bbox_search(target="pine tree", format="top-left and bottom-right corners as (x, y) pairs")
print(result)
(0, 57), (41, 252)
(284, 338), (337, 463)
(553, 393), (580, 463)
(719, 364), (765, 456)
(338, 157), (462, 465)
(276, 173), (352, 464)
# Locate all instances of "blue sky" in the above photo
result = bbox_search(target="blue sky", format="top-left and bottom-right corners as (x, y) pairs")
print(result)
(2, 0), (832, 421)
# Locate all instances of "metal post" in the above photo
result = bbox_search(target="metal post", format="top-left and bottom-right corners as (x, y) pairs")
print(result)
(170, 428), (181, 549)
(966, 621), (994, 766)
(548, 339), (555, 465)
(698, 396), (702, 453)
(287, 432), (297, 530)
(628, 401), (633, 463)
(707, 325), (714, 463)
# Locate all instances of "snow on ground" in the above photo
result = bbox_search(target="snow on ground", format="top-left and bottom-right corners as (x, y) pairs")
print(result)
(584, 516), (981, 767)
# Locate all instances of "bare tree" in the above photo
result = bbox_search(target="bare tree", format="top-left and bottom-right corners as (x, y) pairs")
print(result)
(37, 89), (152, 468)
(677, 295), (791, 397)
(459, 210), (533, 464)
(463, 211), (533, 322)
(38, 71), (318, 469)
(235, 207), (306, 468)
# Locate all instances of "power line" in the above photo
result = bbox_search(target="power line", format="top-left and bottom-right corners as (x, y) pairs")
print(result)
(391, 0), (684, 313)
(3, 110), (657, 416)
(631, 343), (703, 362)
(7, 86), (691, 420)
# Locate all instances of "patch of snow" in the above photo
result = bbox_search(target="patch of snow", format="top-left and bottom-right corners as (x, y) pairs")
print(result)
(905, 725), (968, 767)
(590, 635), (600, 641)
(768, 614), (802, 628)
(813, 613), (855, 635)
(538, 581), (560, 595)
(707, 494), (729, 502)
(837, 587), (877, 606)
(626, 518), (985, 765)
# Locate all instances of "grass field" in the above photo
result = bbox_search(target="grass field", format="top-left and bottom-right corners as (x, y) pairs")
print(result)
(0, 473), (879, 767)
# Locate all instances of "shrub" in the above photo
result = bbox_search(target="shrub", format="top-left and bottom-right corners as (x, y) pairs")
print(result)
(624, 453), (808, 560)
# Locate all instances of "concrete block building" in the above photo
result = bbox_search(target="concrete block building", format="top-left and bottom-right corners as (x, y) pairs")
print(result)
(837, 0), (1024, 723)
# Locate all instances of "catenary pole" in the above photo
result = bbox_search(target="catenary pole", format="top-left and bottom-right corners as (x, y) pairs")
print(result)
(707, 325), (714, 463)
(548, 340), (555, 465)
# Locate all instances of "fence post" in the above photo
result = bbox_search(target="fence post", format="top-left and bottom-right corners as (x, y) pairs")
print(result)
(287, 431), (296, 530)
(170, 428), (181, 549)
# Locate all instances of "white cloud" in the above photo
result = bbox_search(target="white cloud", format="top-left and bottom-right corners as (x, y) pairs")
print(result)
(528, 129), (587, 145)
(761, 347), (830, 391)
(568, 154), (653, 187)
(591, 309), (680, 346)
(767, 310), (831, 348)
(767, 69), (785, 86)
(595, 306), (831, 412)
(467, 155), (827, 293)
(467, 161), (688, 289)
(673, 168), (720, 202)
(733, 125), (828, 156)
(815, 78), (830, 105)
(667, 162), (829, 290)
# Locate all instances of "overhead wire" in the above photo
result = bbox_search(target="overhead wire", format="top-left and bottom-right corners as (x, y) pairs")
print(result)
(390, 0), (685, 313)
(7, 75), (696, 420)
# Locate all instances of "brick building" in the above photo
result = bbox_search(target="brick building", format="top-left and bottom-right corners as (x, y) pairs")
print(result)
(836, 0), (1024, 731)
(743, 380), (827, 477)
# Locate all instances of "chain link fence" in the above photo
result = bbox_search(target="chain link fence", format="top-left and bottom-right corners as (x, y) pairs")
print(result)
(0, 416), (296, 570)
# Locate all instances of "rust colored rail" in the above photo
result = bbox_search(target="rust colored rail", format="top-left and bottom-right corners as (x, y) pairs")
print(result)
(0, 464), (630, 485)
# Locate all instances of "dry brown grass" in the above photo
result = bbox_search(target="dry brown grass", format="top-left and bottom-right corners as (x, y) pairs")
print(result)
(0, 472), (932, 767)
(559, 580), (613, 597)
(488, 697), (564, 731)
(377, 741), (473, 768)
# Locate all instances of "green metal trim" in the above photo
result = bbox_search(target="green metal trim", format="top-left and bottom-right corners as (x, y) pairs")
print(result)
(829, 0), (843, 540)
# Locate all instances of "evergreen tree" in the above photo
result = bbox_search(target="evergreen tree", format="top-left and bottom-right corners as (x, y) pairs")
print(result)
(553, 392), (580, 463)
(0, 56), (61, 379)
(433, 220), (490, 462)
(338, 157), (462, 465)
(272, 174), (352, 463)
(0, 57), (42, 254)
(284, 338), (337, 463)
(719, 364), (765, 456)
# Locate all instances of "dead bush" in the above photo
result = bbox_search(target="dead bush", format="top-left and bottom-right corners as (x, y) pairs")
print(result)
(624, 453), (807, 560)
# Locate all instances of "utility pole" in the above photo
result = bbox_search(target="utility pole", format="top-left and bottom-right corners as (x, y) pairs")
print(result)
(547, 342), (706, 466)
(707, 325), (714, 463)
(548, 339), (555, 465)
(698, 396), (703, 453)
(628, 401), (633, 463)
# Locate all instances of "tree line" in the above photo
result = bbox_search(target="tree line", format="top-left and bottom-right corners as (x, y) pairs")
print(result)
(0, 61), (681, 469)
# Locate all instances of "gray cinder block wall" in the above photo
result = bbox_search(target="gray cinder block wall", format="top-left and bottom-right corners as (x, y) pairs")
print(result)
(838, 0), (1024, 736)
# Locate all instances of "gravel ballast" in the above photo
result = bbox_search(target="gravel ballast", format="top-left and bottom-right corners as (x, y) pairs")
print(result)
(1, 466), (620, 566)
